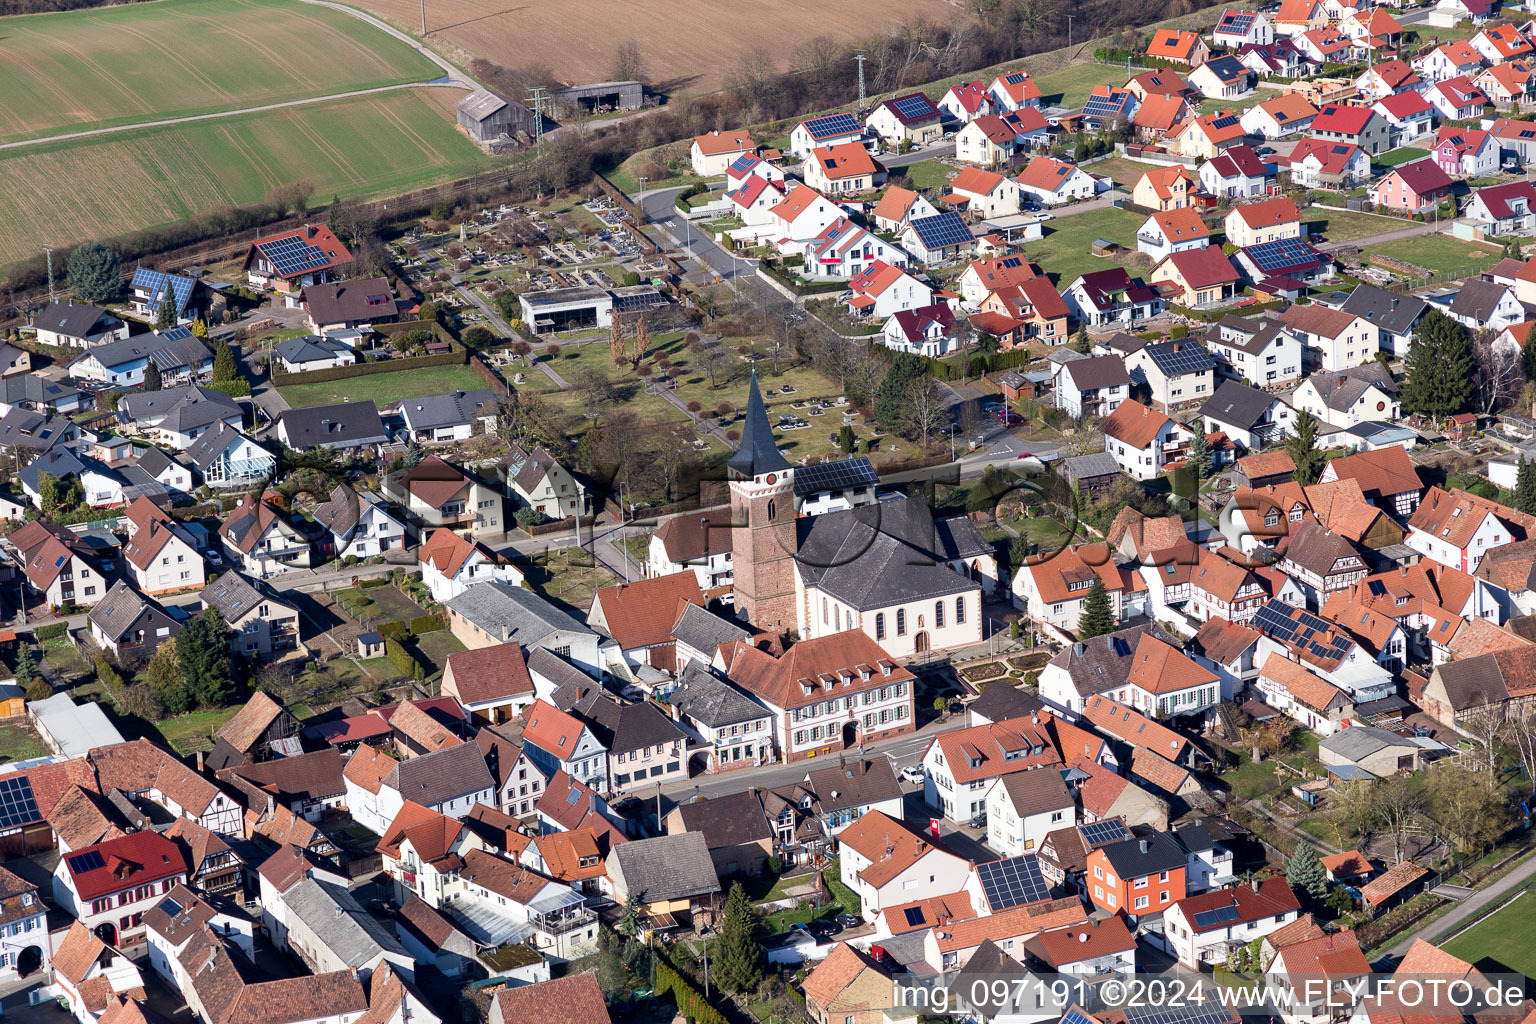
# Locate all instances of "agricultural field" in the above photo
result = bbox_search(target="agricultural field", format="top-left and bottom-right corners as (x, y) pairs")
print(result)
(1361, 233), (1503, 277)
(352, 0), (963, 96)
(0, 89), (489, 268)
(277, 361), (490, 409)
(1016, 207), (1144, 286)
(0, 0), (440, 143)
(1031, 63), (1134, 109)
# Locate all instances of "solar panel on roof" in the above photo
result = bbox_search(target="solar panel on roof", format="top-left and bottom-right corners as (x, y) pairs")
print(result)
(794, 457), (879, 496)
(1246, 238), (1318, 274)
(1191, 903), (1243, 929)
(0, 776), (38, 829)
(910, 213), (973, 248)
(904, 906), (925, 926)
(976, 854), (1051, 909)
(67, 850), (105, 875)
(1062, 1010), (1100, 1024)
(1081, 90), (1131, 123)
(162, 897), (183, 917)
(1078, 819), (1128, 846)
(1126, 1002), (1235, 1024)
(1152, 341), (1215, 376)
(893, 94), (936, 121)
(1219, 11), (1256, 33)
(805, 112), (860, 139)
(1212, 115), (1242, 130)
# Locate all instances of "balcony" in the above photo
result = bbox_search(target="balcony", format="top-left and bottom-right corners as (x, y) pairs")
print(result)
(533, 906), (596, 935)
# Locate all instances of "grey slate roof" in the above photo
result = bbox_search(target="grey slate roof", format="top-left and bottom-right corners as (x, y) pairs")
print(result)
(966, 681), (1045, 723)
(572, 692), (688, 755)
(88, 580), (168, 642)
(669, 602), (750, 655)
(727, 369), (791, 478)
(0, 373), (83, 410)
(273, 335), (354, 366)
(200, 571), (281, 621)
(1060, 452), (1122, 481)
(525, 647), (596, 692)
(282, 876), (409, 969)
(1448, 278), (1511, 323)
(119, 386), (240, 434)
(445, 581), (596, 647)
(19, 448), (88, 495)
(31, 301), (116, 337)
(277, 400), (388, 449)
(1097, 831), (1186, 877)
(1319, 724), (1413, 761)
(382, 740), (494, 805)
(398, 389), (498, 433)
(78, 332), (210, 374)
(610, 832), (720, 902)
(1045, 623), (1157, 698)
(664, 662), (768, 728)
(135, 446), (178, 478)
(1061, 354), (1130, 391)
(794, 496), (981, 611)
(676, 790), (773, 848)
(1304, 363), (1398, 413)
(1340, 284), (1427, 337)
(312, 484), (363, 538)
(0, 408), (73, 452)
(1201, 379), (1279, 430)
(805, 757), (902, 813)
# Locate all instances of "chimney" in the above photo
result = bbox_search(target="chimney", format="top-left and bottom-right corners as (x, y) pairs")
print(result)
(1251, 878), (1261, 893)
(1139, 838), (1150, 853)
(195, 750), (204, 773)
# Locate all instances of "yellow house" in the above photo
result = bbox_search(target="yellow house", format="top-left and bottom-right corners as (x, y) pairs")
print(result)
(1223, 196), (1302, 248)
(803, 943), (895, 1024)
(1133, 165), (1198, 211)
(1166, 111), (1248, 160)
(1150, 246), (1242, 307)
(803, 142), (880, 194)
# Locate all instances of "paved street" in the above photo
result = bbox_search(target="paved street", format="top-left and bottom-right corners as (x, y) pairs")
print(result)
(1383, 851), (1536, 959)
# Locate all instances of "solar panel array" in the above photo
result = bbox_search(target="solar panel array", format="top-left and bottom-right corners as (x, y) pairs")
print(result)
(1211, 115), (1242, 131)
(1062, 1009), (1101, 1024)
(805, 112), (861, 139)
(976, 854), (1051, 909)
(1150, 340), (1216, 376)
(1246, 238), (1319, 274)
(162, 898), (183, 918)
(1082, 90), (1131, 123)
(910, 212), (973, 249)
(892, 94), (937, 121)
(132, 270), (193, 313)
(1126, 1001), (1235, 1024)
(259, 234), (334, 278)
(1218, 10), (1255, 33)
(1078, 819), (1128, 846)
(1191, 903), (1243, 929)
(1004, 71), (1029, 85)
(793, 456), (879, 496)
(67, 850), (105, 875)
(0, 776), (38, 829)
(904, 906), (926, 926)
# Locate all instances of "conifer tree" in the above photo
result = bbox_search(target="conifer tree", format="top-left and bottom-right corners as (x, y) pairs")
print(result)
(1077, 576), (1115, 639)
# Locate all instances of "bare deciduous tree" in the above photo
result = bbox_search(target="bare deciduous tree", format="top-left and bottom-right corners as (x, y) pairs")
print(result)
(902, 375), (947, 447)
(612, 40), (649, 84)
(1473, 331), (1523, 414)
(1374, 776), (1427, 865)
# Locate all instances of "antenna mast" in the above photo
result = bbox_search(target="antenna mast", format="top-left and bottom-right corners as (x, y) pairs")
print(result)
(526, 87), (547, 147)
(855, 52), (867, 111)
(44, 247), (55, 304)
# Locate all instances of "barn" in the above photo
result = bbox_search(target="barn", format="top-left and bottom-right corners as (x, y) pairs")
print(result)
(456, 89), (539, 144)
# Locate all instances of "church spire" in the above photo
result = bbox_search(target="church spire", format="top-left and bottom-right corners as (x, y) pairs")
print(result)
(727, 368), (792, 479)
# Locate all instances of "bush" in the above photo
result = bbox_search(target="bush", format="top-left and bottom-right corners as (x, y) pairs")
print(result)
(198, 378), (252, 398)
(376, 621), (409, 640)
(408, 613), (446, 634)
(34, 623), (68, 642)
(384, 638), (424, 680)
(358, 577), (392, 590)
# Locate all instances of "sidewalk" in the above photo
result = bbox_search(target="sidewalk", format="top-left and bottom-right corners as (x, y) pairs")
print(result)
(1383, 847), (1536, 958)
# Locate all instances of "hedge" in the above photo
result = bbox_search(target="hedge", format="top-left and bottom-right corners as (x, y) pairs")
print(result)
(270, 345), (465, 386)
(376, 621), (409, 640)
(384, 637), (424, 680)
(654, 960), (728, 1024)
(359, 577), (392, 590)
(34, 623), (68, 641)
(409, 613), (446, 634)
(200, 378), (253, 398)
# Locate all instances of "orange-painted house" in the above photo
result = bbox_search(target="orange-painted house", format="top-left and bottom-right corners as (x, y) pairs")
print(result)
(1085, 832), (1188, 917)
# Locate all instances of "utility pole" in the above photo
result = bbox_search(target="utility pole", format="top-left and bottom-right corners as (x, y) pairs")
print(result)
(855, 52), (867, 111)
(526, 87), (547, 147)
(44, 247), (55, 305)
(1066, 14), (1074, 51)
(419, 0), (425, 36)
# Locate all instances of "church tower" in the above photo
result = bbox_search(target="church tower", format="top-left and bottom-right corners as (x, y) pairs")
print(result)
(729, 370), (797, 633)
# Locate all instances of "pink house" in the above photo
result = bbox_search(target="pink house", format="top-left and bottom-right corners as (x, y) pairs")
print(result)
(1369, 159), (1453, 213)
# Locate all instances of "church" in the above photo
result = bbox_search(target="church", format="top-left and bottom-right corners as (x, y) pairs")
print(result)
(728, 371), (995, 658)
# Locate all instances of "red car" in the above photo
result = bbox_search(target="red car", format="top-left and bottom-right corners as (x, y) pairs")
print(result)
(996, 410), (1021, 425)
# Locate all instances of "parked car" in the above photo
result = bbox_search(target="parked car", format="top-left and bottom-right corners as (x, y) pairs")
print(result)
(969, 811), (988, 829)
(900, 764), (925, 785)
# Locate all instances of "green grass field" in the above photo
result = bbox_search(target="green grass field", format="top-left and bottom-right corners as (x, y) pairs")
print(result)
(0, 0), (440, 143)
(278, 361), (489, 408)
(1443, 890), (1536, 979)
(1362, 233), (1503, 278)
(901, 160), (958, 192)
(1303, 208), (1401, 244)
(1377, 147), (1430, 168)
(0, 89), (490, 267)
(1018, 207), (1144, 286)
(1033, 63), (1134, 108)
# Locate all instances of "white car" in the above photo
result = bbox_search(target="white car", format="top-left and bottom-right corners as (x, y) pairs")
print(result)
(900, 765), (925, 785)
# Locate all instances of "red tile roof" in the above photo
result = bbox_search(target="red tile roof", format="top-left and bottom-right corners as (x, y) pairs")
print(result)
(592, 571), (704, 650)
(65, 830), (186, 901)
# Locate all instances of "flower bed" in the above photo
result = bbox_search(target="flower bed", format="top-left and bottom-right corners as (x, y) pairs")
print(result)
(959, 661), (1007, 682)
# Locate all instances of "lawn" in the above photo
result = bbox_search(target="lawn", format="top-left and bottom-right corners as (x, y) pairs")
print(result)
(519, 546), (623, 612)
(1303, 208), (1400, 244)
(0, 0), (440, 144)
(1443, 889), (1536, 979)
(408, 629), (466, 677)
(1376, 147), (1430, 168)
(277, 361), (491, 409)
(1033, 62), (1134, 109)
(899, 159), (957, 192)
(1197, 92), (1270, 116)
(156, 706), (243, 755)
(1085, 157), (1158, 187)
(1010, 514), (1080, 552)
(1018, 207), (1144, 286)
(333, 585), (426, 624)
(0, 89), (495, 271)
(1362, 233), (1503, 279)
(0, 720), (48, 764)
